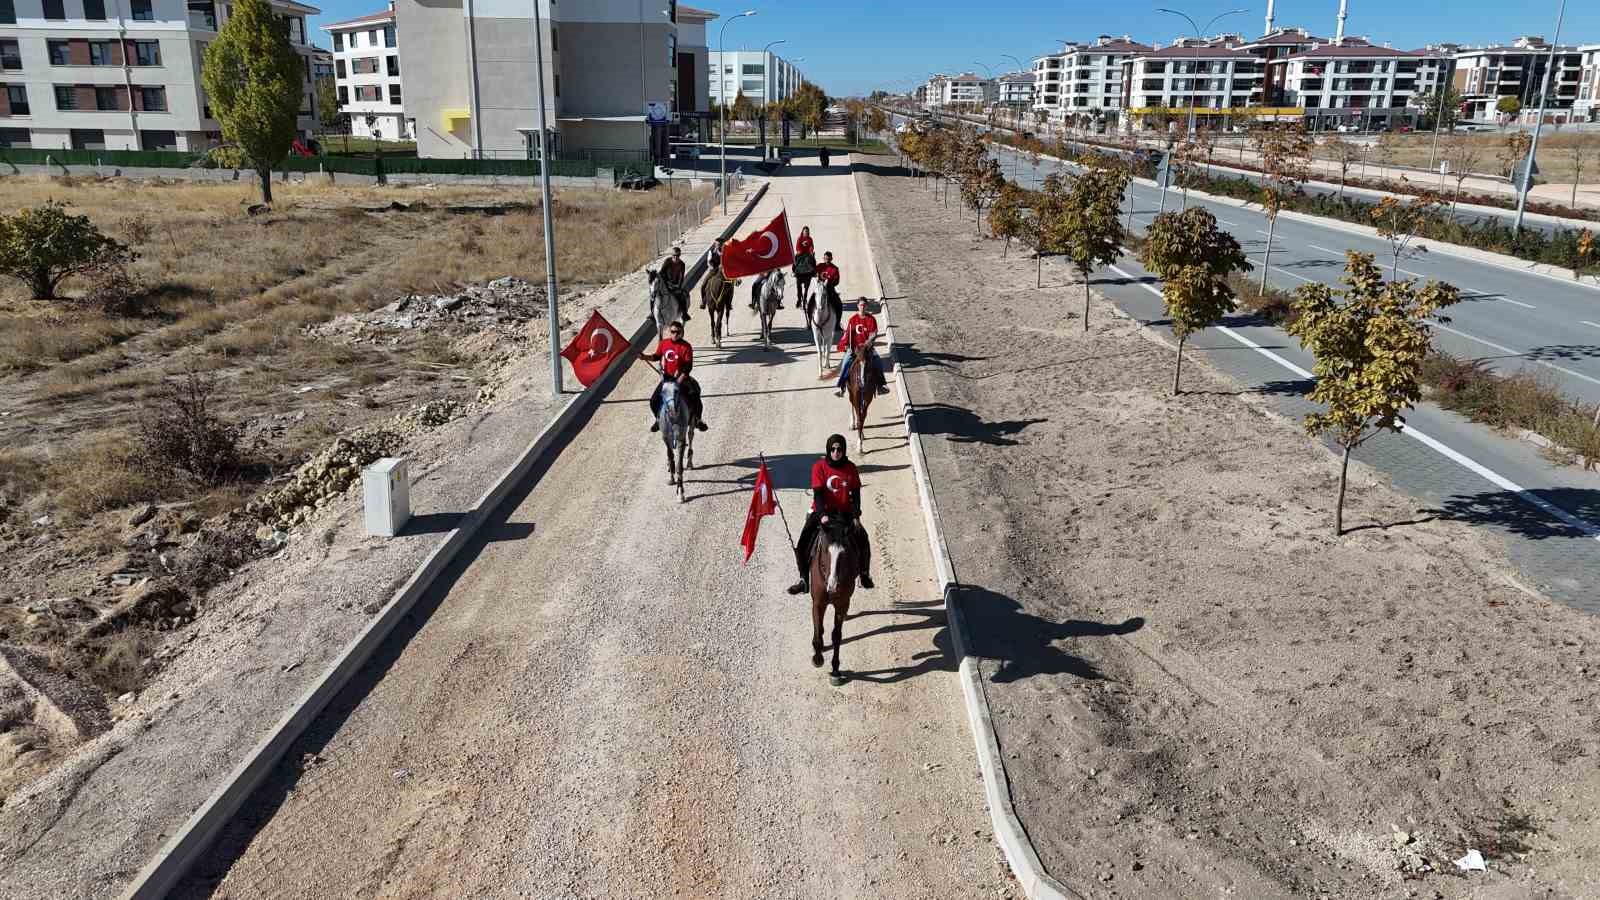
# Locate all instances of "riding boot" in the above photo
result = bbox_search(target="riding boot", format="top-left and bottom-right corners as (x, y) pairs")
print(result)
(787, 545), (810, 595)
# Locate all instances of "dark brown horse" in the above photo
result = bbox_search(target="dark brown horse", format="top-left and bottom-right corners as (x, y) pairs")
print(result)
(700, 266), (735, 348)
(810, 515), (864, 685)
(845, 342), (883, 455)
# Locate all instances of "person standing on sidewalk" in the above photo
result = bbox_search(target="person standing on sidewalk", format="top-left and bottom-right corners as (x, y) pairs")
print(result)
(819, 146), (832, 169)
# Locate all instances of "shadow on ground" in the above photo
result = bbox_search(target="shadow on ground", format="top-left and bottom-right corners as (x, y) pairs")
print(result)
(956, 585), (1145, 684)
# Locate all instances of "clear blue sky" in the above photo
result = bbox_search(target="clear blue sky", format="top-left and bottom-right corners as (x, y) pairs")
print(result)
(304, 1), (1600, 98)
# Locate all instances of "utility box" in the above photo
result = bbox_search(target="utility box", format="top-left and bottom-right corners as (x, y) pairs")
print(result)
(362, 457), (411, 537)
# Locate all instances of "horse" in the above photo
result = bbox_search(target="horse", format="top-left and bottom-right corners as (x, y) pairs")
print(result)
(657, 378), (694, 501)
(809, 515), (862, 686)
(792, 251), (816, 312)
(758, 270), (785, 350)
(700, 266), (735, 349)
(648, 270), (687, 337)
(803, 279), (836, 379)
(845, 340), (884, 456)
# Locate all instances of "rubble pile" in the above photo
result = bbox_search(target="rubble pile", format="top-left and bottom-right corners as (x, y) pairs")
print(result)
(305, 276), (548, 345)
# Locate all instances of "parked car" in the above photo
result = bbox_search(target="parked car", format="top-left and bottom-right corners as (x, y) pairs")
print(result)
(1335, 123), (1361, 133)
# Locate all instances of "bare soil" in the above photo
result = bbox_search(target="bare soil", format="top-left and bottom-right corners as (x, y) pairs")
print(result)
(857, 155), (1600, 898)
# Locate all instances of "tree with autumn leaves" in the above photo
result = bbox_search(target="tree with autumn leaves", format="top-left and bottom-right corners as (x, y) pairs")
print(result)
(1252, 123), (1313, 293)
(1137, 207), (1251, 393)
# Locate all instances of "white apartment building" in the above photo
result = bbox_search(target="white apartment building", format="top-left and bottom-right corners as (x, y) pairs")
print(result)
(1578, 43), (1600, 122)
(919, 72), (994, 108)
(322, 6), (409, 141)
(997, 71), (1032, 107)
(1031, 35), (1150, 120)
(1269, 39), (1449, 130)
(1452, 37), (1584, 124)
(1123, 37), (1264, 122)
(706, 49), (803, 107)
(0, 0), (321, 151)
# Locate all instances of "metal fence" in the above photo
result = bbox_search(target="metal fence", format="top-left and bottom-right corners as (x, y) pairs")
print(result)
(648, 167), (748, 257)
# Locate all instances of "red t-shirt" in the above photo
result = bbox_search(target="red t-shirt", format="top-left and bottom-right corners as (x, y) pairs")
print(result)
(796, 234), (815, 255)
(810, 458), (861, 514)
(654, 338), (693, 377)
(816, 263), (841, 286)
(838, 313), (879, 351)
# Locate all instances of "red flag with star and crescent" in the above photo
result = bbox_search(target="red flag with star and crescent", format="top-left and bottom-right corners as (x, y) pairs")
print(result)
(560, 310), (629, 388)
(720, 210), (796, 279)
(740, 461), (779, 564)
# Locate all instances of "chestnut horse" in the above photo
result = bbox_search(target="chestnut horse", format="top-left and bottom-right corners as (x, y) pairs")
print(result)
(809, 515), (864, 685)
(845, 342), (884, 455)
(700, 266), (736, 348)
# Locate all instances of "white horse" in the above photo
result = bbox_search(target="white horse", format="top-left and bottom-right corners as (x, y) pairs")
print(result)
(758, 270), (786, 350)
(804, 279), (836, 379)
(649, 270), (687, 336)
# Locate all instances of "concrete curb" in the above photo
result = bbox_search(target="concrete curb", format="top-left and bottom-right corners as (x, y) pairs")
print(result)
(849, 156), (1079, 900)
(119, 180), (772, 900)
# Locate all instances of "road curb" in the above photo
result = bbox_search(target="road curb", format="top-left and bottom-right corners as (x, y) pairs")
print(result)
(850, 156), (1079, 900)
(119, 180), (772, 900)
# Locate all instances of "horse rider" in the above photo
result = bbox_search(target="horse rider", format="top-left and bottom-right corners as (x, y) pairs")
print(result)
(815, 251), (843, 326)
(796, 225), (815, 257)
(748, 268), (787, 311)
(787, 433), (874, 595)
(834, 299), (890, 397)
(661, 246), (690, 322)
(641, 320), (709, 433)
(819, 146), (832, 169)
(701, 240), (725, 310)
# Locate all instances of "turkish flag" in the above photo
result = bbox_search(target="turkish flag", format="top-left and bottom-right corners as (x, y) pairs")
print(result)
(721, 210), (796, 279)
(740, 461), (779, 564)
(559, 310), (629, 388)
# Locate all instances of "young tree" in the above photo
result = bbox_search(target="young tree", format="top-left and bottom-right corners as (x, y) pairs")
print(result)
(1056, 168), (1131, 331)
(314, 76), (341, 137)
(1029, 172), (1072, 288)
(200, 0), (303, 205)
(1172, 132), (1210, 208)
(1495, 96), (1522, 129)
(961, 157), (1008, 234)
(1567, 137), (1594, 208)
(1321, 136), (1362, 198)
(0, 202), (135, 300)
(1442, 136), (1485, 209)
(1252, 123), (1313, 292)
(1370, 190), (1446, 279)
(1285, 252), (1461, 534)
(1574, 229), (1596, 282)
(866, 106), (890, 136)
(989, 182), (1029, 257)
(1498, 131), (1532, 178)
(1418, 85), (1462, 130)
(1137, 207), (1251, 393)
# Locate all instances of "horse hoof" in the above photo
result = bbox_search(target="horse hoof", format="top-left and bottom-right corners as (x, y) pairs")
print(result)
(811, 654), (824, 668)
(829, 673), (847, 687)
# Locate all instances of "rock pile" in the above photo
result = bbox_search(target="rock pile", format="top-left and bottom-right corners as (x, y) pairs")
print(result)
(305, 276), (548, 345)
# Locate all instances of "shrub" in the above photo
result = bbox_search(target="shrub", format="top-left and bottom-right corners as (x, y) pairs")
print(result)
(133, 369), (242, 487)
(0, 202), (136, 299)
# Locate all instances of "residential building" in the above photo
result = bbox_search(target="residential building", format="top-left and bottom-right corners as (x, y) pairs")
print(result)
(1239, 26), (1328, 104)
(1452, 37), (1584, 123)
(1122, 36), (1266, 125)
(311, 46), (333, 81)
(322, 6), (409, 141)
(1269, 38), (1451, 130)
(919, 72), (994, 108)
(1579, 43), (1600, 121)
(396, 0), (689, 160)
(673, 3), (712, 138)
(1031, 52), (1063, 115)
(706, 49), (804, 107)
(0, 0), (321, 151)
(1032, 35), (1151, 120)
(997, 71), (1033, 108)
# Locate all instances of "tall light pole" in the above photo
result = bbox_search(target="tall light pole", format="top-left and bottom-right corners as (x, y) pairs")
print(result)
(759, 39), (786, 157)
(1514, 0), (1567, 236)
(1000, 54), (1029, 127)
(531, 0), (561, 396)
(1155, 7), (1247, 212)
(972, 62), (996, 122)
(719, 9), (756, 214)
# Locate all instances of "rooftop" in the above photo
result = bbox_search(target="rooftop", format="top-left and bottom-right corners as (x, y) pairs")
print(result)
(677, 4), (718, 21)
(1276, 40), (1440, 61)
(1139, 43), (1257, 59)
(1242, 27), (1330, 46)
(322, 8), (392, 30)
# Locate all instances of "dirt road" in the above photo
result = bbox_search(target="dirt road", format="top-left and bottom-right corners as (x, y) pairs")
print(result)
(181, 160), (1007, 898)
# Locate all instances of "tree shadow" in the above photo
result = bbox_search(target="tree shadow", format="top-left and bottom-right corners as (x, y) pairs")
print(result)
(1341, 514), (1440, 535)
(1521, 344), (1600, 364)
(1429, 488), (1600, 541)
(955, 585), (1145, 684)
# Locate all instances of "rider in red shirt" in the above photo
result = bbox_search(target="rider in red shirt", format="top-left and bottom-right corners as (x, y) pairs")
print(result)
(788, 434), (874, 594)
(834, 299), (888, 396)
(642, 320), (708, 432)
(796, 226), (815, 257)
(814, 251), (843, 327)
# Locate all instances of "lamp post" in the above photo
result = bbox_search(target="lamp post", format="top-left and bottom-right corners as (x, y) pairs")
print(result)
(1154, 7), (1247, 211)
(759, 39), (785, 157)
(1000, 54), (1029, 128)
(972, 62), (996, 124)
(719, 9), (756, 214)
(531, 0), (561, 396)
(1514, 0), (1567, 236)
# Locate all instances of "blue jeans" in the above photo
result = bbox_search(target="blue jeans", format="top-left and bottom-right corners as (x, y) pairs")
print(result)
(836, 350), (882, 390)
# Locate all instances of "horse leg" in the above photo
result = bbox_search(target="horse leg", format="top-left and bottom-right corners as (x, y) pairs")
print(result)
(664, 438), (674, 485)
(676, 438), (686, 502)
(685, 409), (695, 470)
(811, 591), (825, 668)
(830, 600), (847, 682)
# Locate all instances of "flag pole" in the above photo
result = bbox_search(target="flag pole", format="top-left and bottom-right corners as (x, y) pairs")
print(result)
(760, 452), (797, 551)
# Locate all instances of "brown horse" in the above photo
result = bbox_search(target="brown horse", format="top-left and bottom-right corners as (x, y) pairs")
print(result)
(810, 515), (864, 685)
(700, 266), (736, 348)
(845, 342), (884, 455)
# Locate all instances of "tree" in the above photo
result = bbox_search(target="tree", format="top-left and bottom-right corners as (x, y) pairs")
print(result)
(1418, 85), (1461, 130)
(1441, 136), (1485, 209)
(866, 106), (890, 136)
(1172, 132), (1211, 208)
(314, 76), (341, 135)
(1285, 252), (1461, 534)
(1137, 207), (1251, 393)
(1028, 172), (1072, 288)
(200, 0), (303, 205)
(960, 157), (1007, 234)
(1574, 229), (1596, 282)
(1495, 96), (1522, 128)
(0, 202), (135, 300)
(1498, 131), (1532, 178)
(731, 91), (759, 133)
(1252, 123), (1313, 292)
(1566, 137), (1594, 208)
(1321, 136), (1362, 198)
(989, 182), (1028, 257)
(1370, 190), (1445, 280)
(1056, 168), (1130, 331)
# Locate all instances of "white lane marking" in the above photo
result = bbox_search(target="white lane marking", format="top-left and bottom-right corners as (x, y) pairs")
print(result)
(1431, 321), (1600, 389)
(1271, 266), (1316, 284)
(1499, 297), (1537, 309)
(1582, 320), (1600, 330)
(1217, 218), (1241, 227)
(1105, 261), (1600, 542)
(1307, 244), (1346, 257)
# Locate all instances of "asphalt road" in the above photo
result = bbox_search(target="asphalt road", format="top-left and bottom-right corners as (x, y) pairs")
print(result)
(179, 160), (1004, 898)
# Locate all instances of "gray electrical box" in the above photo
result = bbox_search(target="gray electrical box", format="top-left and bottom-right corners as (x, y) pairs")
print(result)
(362, 457), (411, 537)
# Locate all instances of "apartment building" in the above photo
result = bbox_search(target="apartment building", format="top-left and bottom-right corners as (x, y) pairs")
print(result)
(397, 0), (693, 160)
(311, 46), (332, 80)
(997, 71), (1033, 108)
(919, 72), (994, 108)
(1269, 39), (1450, 130)
(1240, 26), (1327, 104)
(1452, 36), (1584, 124)
(0, 0), (321, 151)
(1579, 43), (1600, 122)
(673, 3), (711, 132)
(1031, 35), (1151, 120)
(1122, 37), (1264, 122)
(706, 49), (803, 107)
(322, 7), (409, 141)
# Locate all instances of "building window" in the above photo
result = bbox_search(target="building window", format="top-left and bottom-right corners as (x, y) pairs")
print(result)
(140, 129), (177, 149)
(6, 85), (28, 115)
(43, 0), (64, 19)
(96, 86), (119, 110)
(140, 86), (165, 110)
(388, 83), (400, 105)
(133, 41), (160, 66)
(288, 17), (303, 44)
(0, 126), (29, 145)
(0, 0), (13, 25)
(47, 41), (70, 66)
(368, 29), (378, 48)
(335, 59), (345, 78)
(336, 85), (347, 104)
(131, 0), (154, 20)
(355, 85), (380, 101)
(70, 128), (104, 149)
(742, 63), (763, 75)
(352, 57), (378, 75)
(84, 0), (107, 18)
(333, 32), (343, 51)
(554, 74), (560, 97)
(91, 41), (118, 65)
(383, 25), (395, 48)
(0, 40), (17, 71)
(386, 55), (398, 77)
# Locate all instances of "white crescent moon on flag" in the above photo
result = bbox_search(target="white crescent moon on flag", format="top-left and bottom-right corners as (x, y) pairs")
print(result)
(826, 475), (845, 493)
(664, 349), (679, 365)
(588, 329), (613, 358)
(755, 232), (780, 260)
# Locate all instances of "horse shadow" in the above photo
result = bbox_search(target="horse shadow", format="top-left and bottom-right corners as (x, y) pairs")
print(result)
(895, 342), (988, 372)
(955, 584), (1145, 684)
(835, 601), (958, 685)
(910, 402), (1045, 446)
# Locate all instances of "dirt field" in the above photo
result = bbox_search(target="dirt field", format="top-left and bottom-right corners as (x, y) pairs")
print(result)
(857, 155), (1600, 898)
(0, 174), (709, 798)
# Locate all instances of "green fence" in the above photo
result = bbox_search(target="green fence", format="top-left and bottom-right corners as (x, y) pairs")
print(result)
(0, 148), (601, 179)
(0, 148), (199, 168)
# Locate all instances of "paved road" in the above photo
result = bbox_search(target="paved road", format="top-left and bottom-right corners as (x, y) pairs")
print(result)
(180, 161), (1003, 898)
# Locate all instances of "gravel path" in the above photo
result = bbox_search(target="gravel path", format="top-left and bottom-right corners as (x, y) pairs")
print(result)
(856, 155), (1600, 899)
(178, 159), (1009, 899)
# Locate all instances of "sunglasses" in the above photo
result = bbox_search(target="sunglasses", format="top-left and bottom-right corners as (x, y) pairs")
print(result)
(828, 445), (845, 453)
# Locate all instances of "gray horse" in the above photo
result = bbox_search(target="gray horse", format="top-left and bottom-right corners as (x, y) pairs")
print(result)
(758, 270), (786, 350)
(649, 270), (687, 337)
(657, 378), (694, 501)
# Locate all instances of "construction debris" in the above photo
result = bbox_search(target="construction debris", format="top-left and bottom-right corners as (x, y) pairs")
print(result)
(305, 277), (548, 345)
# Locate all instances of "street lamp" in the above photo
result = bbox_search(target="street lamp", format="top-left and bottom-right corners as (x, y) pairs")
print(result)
(759, 39), (785, 156)
(532, 0), (560, 395)
(1514, 0), (1567, 236)
(1155, 7), (1247, 210)
(719, 9), (756, 214)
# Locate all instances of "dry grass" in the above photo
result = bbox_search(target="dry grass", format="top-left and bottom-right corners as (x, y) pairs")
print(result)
(1320, 131), (1600, 184)
(1422, 352), (1600, 469)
